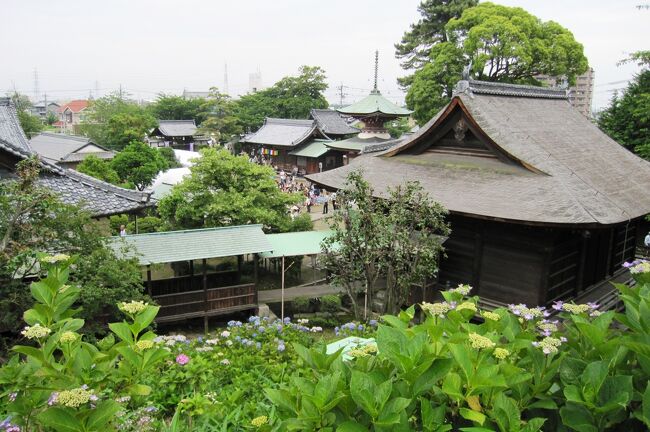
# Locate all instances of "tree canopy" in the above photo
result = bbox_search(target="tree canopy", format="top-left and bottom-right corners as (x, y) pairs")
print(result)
(234, 66), (329, 131)
(404, 2), (588, 124)
(76, 155), (121, 185)
(395, 0), (478, 85)
(197, 88), (243, 143)
(147, 94), (208, 125)
(158, 148), (304, 232)
(9, 92), (43, 138)
(598, 69), (650, 160)
(110, 141), (169, 190)
(79, 93), (157, 150)
(322, 171), (449, 317)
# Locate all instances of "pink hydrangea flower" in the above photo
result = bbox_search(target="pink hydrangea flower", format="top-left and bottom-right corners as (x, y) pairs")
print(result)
(175, 354), (189, 365)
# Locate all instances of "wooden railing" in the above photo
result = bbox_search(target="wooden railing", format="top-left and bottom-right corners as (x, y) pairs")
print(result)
(153, 283), (256, 323)
(149, 270), (239, 296)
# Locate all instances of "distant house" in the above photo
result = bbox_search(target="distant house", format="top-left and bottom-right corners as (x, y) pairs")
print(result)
(240, 118), (342, 174)
(30, 101), (60, 120)
(309, 109), (359, 139)
(0, 98), (153, 218)
(182, 90), (211, 100)
(29, 132), (115, 169)
(55, 100), (89, 133)
(148, 120), (210, 151)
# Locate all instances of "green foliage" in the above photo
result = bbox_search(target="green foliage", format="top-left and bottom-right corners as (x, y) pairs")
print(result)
(147, 94), (208, 124)
(395, 0), (478, 82)
(9, 91), (44, 138)
(197, 88), (243, 143)
(293, 296), (312, 313)
(79, 93), (157, 150)
(0, 160), (146, 335)
(269, 272), (650, 431)
(234, 66), (329, 131)
(598, 70), (650, 160)
(111, 140), (167, 190)
(386, 117), (412, 138)
(158, 146), (181, 169)
(127, 215), (165, 234)
(158, 147), (301, 232)
(109, 214), (129, 235)
(320, 295), (342, 314)
(0, 257), (166, 431)
(322, 171), (449, 317)
(405, 2), (588, 124)
(76, 155), (121, 184)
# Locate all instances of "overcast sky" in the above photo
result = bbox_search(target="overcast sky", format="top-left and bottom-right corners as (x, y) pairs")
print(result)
(1, 0), (647, 110)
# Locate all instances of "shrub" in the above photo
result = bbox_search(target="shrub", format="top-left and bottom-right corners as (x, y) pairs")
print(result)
(320, 294), (342, 314)
(292, 296), (311, 313)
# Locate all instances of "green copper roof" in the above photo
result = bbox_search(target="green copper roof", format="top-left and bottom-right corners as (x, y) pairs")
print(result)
(109, 225), (272, 265)
(289, 140), (330, 158)
(259, 230), (335, 258)
(338, 91), (412, 117)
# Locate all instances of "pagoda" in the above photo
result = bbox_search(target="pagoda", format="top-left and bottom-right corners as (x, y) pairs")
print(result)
(326, 51), (412, 159)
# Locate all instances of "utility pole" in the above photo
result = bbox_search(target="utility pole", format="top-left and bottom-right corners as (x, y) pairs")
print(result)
(95, 80), (100, 99)
(44, 92), (47, 121)
(118, 84), (123, 100)
(337, 82), (347, 106)
(33, 68), (40, 102)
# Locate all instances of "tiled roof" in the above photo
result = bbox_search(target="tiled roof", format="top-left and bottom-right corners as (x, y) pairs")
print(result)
(59, 100), (89, 113)
(289, 140), (330, 158)
(108, 225), (272, 265)
(154, 120), (197, 137)
(29, 132), (114, 163)
(0, 98), (152, 217)
(308, 79), (650, 226)
(338, 90), (412, 117)
(241, 118), (328, 147)
(309, 109), (359, 136)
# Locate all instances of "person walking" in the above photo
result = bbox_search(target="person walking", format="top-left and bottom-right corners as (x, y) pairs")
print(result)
(322, 191), (329, 214)
(331, 191), (337, 210)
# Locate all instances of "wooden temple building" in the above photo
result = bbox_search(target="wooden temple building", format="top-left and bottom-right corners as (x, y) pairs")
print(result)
(307, 79), (650, 308)
(148, 120), (210, 151)
(240, 118), (341, 174)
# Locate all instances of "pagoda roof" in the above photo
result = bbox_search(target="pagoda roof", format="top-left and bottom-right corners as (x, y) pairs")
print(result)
(338, 90), (412, 117)
(152, 120), (197, 137)
(307, 80), (650, 227)
(309, 109), (359, 136)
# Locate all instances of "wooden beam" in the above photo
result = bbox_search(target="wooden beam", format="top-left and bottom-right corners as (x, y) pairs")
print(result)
(202, 258), (208, 334)
(146, 265), (152, 297)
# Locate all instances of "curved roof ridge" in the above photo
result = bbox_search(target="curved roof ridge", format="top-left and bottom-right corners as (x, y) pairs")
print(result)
(454, 79), (568, 99)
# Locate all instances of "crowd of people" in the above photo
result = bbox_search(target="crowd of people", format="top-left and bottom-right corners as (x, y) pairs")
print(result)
(274, 168), (337, 219)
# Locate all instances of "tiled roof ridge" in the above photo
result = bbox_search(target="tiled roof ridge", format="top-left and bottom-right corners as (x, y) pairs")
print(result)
(266, 118), (315, 126)
(158, 119), (196, 124)
(65, 169), (151, 203)
(36, 132), (90, 142)
(454, 79), (568, 99)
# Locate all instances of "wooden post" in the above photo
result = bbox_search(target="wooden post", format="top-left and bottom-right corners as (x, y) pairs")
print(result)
(146, 265), (152, 297)
(576, 231), (590, 294)
(189, 260), (194, 291)
(605, 228), (615, 276)
(237, 255), (243, 284)
(253, 254), (259, 306)
(202, 258), (208, 334)
(281, 256), (285, 322)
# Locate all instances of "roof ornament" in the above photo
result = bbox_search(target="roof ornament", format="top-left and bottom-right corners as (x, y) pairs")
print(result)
(461, 60), (473, 81)
(372, 50), (380, 94)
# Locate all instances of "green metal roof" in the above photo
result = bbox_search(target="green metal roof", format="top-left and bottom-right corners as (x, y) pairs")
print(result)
(338, 91), (412, 117)
(259, 230), (334, 258)
(289, 140), (330, 158)
(109, 225), (272, 265)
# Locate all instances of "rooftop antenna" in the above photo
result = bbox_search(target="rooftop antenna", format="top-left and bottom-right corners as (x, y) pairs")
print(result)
(373, 50), (379, 94)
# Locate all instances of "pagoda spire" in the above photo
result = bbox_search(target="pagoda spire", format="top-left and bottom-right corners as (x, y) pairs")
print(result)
(372, 50), (379, 94)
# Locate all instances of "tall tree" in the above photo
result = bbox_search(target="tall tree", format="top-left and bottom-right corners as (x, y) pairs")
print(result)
(321, 172), (449, 317)
(406, 2), (588, 124)
(158, 148), (304, 232)
(76, 155), (121, 185)
(234, 66), (329, 131)
(197, 88), (243, 143)
(79, 92), (157, 150)
(110, 141), (168, 190)
(598, 70), (650, 160)
(395, 0), (478, 85)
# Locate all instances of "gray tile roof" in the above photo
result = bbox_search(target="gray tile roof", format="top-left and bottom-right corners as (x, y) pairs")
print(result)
(29, 132), (114, 164)
(309, 109), (359, 136)
(154, 120), (197, 137)
(241, 118), (328, 147)
(308, 79), (650, 226)
(108, 225), (272, 265)
(0, 97), (33, 153)
(0, 98), (152, 217)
